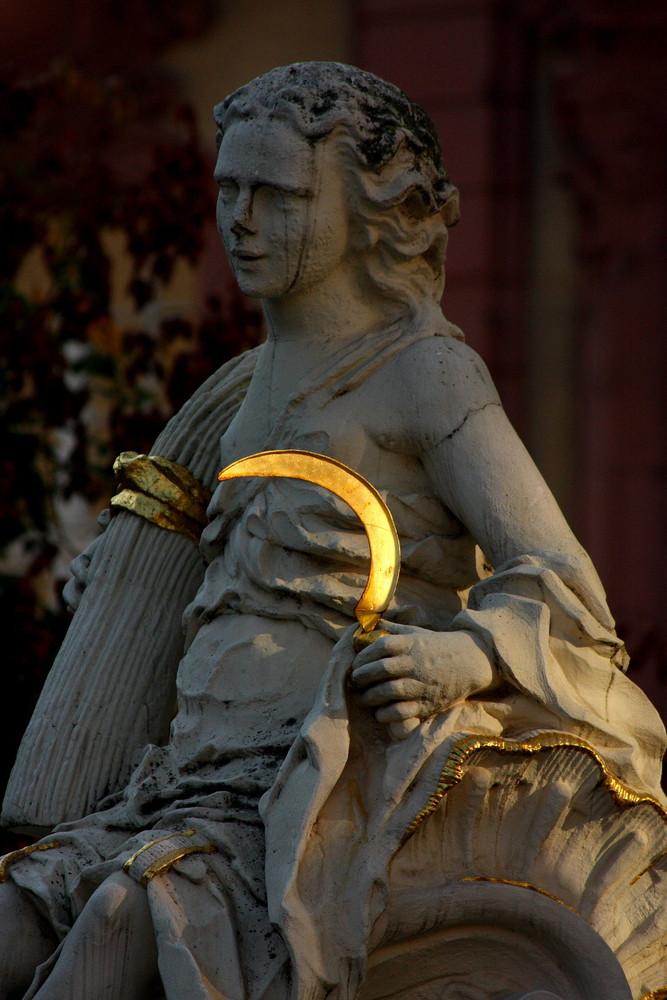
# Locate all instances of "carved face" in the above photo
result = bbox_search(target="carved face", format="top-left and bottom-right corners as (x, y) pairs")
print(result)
(214, 118), (350, 299)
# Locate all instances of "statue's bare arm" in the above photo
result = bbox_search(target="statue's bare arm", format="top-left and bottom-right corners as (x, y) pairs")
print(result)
(352, 336), (601, 726)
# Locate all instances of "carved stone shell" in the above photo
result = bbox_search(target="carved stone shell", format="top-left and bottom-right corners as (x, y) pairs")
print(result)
(362, 741), (667, 1000)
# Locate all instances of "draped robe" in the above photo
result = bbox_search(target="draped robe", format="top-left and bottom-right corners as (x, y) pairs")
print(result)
(3, 320), (666, 1000)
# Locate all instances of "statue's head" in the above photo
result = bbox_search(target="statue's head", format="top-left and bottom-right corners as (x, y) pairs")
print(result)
(213, 62), (459, 320)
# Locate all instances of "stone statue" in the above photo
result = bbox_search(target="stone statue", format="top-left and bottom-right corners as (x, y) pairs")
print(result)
(1, 62), (666, 1000)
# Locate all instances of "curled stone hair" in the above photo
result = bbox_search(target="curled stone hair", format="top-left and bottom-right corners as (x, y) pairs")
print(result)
(214, 62), (461, 322)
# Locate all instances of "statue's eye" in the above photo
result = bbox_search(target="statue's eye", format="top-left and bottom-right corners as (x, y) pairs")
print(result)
(217, 179), (239, 202)
(254, 184), (302, 212)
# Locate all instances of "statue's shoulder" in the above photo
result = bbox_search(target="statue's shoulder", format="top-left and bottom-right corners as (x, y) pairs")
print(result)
(174, 346), (260, 420)
(391, 331), (502, 433)
(151, 346), (261, 487)
(397, 331), (492, 383)
(155, 346), (259, 435)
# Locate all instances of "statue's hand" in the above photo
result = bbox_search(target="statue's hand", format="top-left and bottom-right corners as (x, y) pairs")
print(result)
(350, 622), (496, 739)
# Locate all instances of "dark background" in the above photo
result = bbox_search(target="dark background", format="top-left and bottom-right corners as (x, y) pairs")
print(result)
(1, 1), (665, 831)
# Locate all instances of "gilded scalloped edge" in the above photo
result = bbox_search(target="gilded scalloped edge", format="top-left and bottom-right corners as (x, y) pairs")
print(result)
(0, 841), (61, 882)
(110, 452), (212, 546)
(461, 875), (579, 916)
(399, 732), (667, 848)
(630, 846), (667, 886)
(640, 990), (667, 1000)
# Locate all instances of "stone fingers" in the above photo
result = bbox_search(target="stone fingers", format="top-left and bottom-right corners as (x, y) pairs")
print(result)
(356, 678), (425, 705)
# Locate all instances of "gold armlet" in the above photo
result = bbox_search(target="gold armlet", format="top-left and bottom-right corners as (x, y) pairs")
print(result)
(110, 452), (212, 546)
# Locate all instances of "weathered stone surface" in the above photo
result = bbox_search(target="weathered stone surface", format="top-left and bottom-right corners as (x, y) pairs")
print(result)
(1, 62), (665, 1000)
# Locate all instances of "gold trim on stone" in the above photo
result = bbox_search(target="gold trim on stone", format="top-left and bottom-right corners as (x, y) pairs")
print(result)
(630, 846), (667, 886)
(399, 733), (667, 848)
(123, 829), (196, 872)
(140, 842), (216, 887)
(110, 452), (212, 545)
(640, 990), (667, 1000)
(461, 875), (580, 916)
(0, 841), (61, 882)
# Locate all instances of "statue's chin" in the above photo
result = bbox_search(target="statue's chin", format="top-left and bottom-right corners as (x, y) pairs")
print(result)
(231, 269), (299, 302)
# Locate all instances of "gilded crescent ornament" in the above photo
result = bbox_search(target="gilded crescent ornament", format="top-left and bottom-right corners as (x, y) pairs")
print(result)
(218, 449), (400, 636)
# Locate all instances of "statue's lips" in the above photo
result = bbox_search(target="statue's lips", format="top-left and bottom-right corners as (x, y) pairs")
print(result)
(231, 249), (266, 262)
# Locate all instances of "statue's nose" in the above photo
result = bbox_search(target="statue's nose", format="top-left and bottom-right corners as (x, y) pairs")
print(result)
(230, 189), (256, 234)
(230, 219), (255, 236)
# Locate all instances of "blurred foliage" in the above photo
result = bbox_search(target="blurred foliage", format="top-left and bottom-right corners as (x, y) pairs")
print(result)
(0, 48), (262, 824)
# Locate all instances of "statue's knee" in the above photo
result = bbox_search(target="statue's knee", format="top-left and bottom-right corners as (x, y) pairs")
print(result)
(0, 882), (56, 993)
(0, 880), (52, 942)
(29, 872), (158, 1000)
(82, 871), (150, 930)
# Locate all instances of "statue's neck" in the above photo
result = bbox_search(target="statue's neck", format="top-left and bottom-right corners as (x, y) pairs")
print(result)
(261, 268), (400, 358)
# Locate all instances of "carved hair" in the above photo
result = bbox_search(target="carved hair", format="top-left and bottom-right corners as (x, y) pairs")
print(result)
(214, 62), (459, 320)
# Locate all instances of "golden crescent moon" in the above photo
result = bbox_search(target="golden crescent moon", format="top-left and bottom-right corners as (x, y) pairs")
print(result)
(218, 449), (400, 633)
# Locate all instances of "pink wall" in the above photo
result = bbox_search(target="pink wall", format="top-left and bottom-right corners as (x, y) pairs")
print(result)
(353, 0), (667, 719)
